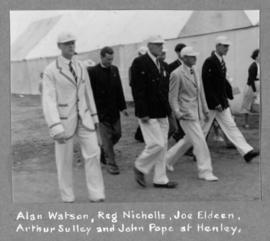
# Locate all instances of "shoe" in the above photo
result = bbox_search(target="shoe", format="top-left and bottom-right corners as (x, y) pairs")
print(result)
(107, 164), (120, 175)
(166, 164), (174, 172)
(198, 172), (219, 181)
(153, 181), (178, 188)
(134, 166), (146, 187)
(244, 150), (259, 163)
(90, 198), (105, 203)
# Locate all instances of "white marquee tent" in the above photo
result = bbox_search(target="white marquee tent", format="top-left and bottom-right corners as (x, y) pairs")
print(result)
(11, 10), (259, 112)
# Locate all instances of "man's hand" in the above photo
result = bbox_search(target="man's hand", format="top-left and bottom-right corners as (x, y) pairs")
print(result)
(53, 131), (66, 144)
(204, 114), (209, 123)
(140, 116), (150, 123)
(121, 109), (129, 117)
(215, 104), (223, 112)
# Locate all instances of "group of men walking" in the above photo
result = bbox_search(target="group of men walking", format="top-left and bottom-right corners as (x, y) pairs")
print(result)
(41, 32), (259, 202)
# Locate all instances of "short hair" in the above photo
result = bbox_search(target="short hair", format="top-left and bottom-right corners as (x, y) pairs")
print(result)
(251, 49), (259, 60)
(174, 43), (186, 53)
(100, 46), (114, 57)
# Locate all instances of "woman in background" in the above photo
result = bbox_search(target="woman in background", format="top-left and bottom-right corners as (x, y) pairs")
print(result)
(241, 49), (260, 128)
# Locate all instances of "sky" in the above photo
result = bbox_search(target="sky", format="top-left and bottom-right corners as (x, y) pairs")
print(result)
(10, 10), (259, 44)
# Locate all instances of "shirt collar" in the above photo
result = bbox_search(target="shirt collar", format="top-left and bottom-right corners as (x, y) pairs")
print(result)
(147, 50), (159, 65)
(60, 55), (74, 65)
(182, 63), (194, 74)
(100, 62), (110, 69)
(214, 52), (223, 62)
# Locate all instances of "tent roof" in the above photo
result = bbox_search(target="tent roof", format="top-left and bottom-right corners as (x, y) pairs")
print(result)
(179, 10), (252, 37)
(11, 10), (254, 61)
(11, 15), (61, 61)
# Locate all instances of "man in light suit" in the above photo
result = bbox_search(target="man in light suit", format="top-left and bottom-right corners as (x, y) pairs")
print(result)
(167, 43), (186, 143)
(42, 32), (105, 203)
(166, 46), (218, 181)
(202, 36), (259, 163)
(130, 35), (177, 188)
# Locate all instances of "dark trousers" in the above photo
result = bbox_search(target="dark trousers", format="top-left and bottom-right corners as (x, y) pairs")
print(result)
(99, 119), (121, 166)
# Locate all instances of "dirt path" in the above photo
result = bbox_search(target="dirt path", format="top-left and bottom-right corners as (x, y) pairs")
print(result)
(11, 95), (260, 203)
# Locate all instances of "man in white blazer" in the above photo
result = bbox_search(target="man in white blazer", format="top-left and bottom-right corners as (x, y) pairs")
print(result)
(166, 46), (218, 181)
(42, 32), (105, 202)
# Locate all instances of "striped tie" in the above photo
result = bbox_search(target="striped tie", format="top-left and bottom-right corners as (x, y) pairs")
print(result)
(69, 61), (77, 82)
(156, 59), (161, 72)
(221, 58), (226, 73)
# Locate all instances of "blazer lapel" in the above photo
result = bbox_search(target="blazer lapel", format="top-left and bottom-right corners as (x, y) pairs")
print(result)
(212, 54), (224, 73)
(182, 67), (197, 88)
(56, 57), (77, 87)
(76, 62), (83, 87)
(145, 54), (160, 76)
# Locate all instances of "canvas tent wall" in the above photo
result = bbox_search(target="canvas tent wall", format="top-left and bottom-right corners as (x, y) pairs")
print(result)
(11, 11), (259, 112)
(11, 11), (191, 95)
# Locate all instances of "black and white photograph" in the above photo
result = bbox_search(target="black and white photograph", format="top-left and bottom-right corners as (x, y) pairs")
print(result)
(11, 10), (260, 203)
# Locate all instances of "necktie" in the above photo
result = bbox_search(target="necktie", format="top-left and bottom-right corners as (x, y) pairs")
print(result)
(221, 58), (226, 73)
(69, 61), (77, 82)
(156, 59), (161, 72)
(190, 68), (198, 88)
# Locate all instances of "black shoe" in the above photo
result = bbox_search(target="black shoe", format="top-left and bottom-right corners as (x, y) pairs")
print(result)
(153, 181), (178, 189)
(134, 166), (146, 187)
(244, 150), (260, 163)
(107, 164), (120, 175)
(90, 198), (105, 203)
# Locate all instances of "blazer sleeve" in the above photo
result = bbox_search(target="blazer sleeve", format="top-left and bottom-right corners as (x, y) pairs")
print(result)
(225, 79), (233, 100)
(169, 70), (182, 119)
(42, 67), (64, 138)
(199, 77), (209, 116)
(115, 67), (127, 111)
(201, 58), (221, 108)
(130, 58), (149, 118)
(84, 67), (99, 124)
(247, 62), (258, 92)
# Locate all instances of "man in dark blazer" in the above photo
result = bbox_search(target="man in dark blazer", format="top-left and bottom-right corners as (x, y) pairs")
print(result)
(201, 36), (259, 163)
(88, 46), (128, 175)
(131, 46), (147, 143)
(168, 43), (186, 74)
(130, 35), (177, 188)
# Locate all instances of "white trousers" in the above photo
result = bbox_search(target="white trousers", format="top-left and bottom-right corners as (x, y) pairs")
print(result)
(167, 108), (253, 168)
(55, 122), (105, 202)
(135, 118), (169, 184)
(166, 119), (213, 174)
(202, 108), (253, 156)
